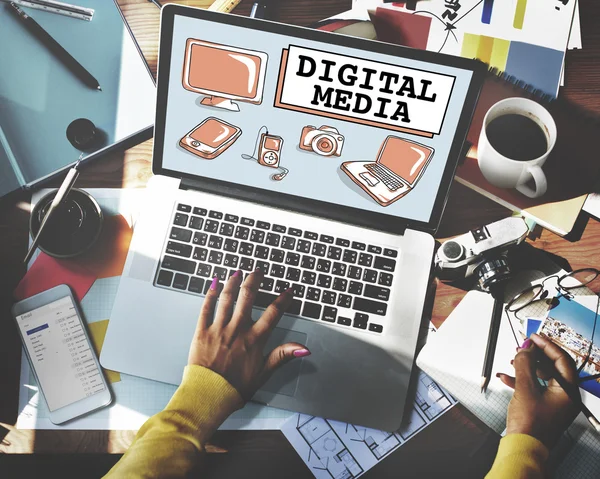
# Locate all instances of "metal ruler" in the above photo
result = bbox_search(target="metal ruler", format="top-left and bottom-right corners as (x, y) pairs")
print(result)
(3, 0), (95, 21)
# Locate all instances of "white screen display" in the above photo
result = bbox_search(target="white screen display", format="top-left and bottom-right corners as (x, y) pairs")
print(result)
(16, 296), (105, 412)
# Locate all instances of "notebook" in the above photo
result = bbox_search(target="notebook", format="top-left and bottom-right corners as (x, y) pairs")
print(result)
(0, 0), (155, 200)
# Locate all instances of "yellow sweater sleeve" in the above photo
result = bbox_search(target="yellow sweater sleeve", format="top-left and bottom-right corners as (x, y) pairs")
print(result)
(103, 365), (244, 479)
(485, 434), (549, 479)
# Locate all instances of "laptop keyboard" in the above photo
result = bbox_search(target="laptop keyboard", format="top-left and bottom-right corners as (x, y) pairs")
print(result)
(154, 203), (399, 335)
(365, 163), (402, 191)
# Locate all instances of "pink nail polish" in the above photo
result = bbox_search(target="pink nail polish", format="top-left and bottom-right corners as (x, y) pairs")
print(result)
(232, 270), (242, 278)
(210, 277), (219, 291)
(293, 348), (311, 358)
(520, 338), (533, 349)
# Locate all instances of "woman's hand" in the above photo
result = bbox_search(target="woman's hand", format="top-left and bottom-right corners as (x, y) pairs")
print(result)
(497, 333), (580, 449)
(188, 269), (310, 400)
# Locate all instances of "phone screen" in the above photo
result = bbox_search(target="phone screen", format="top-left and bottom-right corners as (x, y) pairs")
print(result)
(15, 296), (106, 412)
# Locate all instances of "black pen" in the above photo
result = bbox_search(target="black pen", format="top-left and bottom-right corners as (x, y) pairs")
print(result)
(8, 2), (102, 91)
(481, 290), (503, 393)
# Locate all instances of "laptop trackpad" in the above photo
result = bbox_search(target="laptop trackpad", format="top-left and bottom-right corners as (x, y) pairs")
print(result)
(260, 327), (308, 397)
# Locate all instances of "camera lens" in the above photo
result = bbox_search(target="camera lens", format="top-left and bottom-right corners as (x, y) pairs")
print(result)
(440, 240), (464, 262)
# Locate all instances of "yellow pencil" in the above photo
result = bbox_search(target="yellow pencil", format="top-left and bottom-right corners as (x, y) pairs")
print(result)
(208, 0), (242, 13)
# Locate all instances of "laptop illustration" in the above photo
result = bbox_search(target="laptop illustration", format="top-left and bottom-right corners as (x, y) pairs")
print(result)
(101, 5), (484, 431)
(341, 136), (434, 207)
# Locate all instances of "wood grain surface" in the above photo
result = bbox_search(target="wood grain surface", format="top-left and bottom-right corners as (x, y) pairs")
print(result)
(1, 1), (599, 477)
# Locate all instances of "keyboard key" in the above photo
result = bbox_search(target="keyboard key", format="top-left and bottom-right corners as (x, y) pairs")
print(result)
(270, 249), (285, 263)
(190, 216), (204, 230)
(317, 274), (332, 289)
(285, 252), (300, 266)
(173, 213), (188, 227)
(351, 241), (366, 251)
(332, 278), (348, 292)
(203, 281), (212, 294)
(302, 302), (322, 319)
(196, 263), (212, 277)
(271, 264), (285, 278)
(338, 316), (352, 326)
(327, 246), (342, 260)
(337, 294), (352, 309)
(225, 214), (239, 223)
(157, 269), (173, 286)
(193, 207), (207, 216)
(170, 227), (192, 243)
(281, 236), (296, 250)
(374, 256), (396, 272)
(241, 217), (255, 226)
(166, 241), (193, 258)
(297, 240), (311, 253)
(363, 269), (378, 283)
(213, 267), (228, 281)
(301, 256), (316, 270)
(369, 323), (383, 333)
(304, 231), (318, 240)
(301, 271), (316, 285)
(204, 220), (219, 233)
(348, 281), (363, 296)
(348, 266), (362, 280)
(291, 283), (305, 298)
(177, 204), (191, 213)
(332, 262), (346, 276)
(208, 251), (223, 265)
(257, 221), (271, 230)
(223, 239), (239, 253)
(172, 273), (189, 290)
(208, 235), (223, 249)
(260, 277), (274, 291)
(234, 226), (250, 240)
(368, 245), (382, 254)
(274, 280), (290, 293)
(209, 211), (223, 219)
(336, 238), (350, 247)
(353, 313), (368, 330)
(219, 223), (234, 237)
(266, 233), (280, 247)
(364, 285), (391, 301)
(286, 268), (301, 282)
(239, 242), (254, 256)
(322, 291), (336, 304)
(353, 297), (387, 316)
(193, 232), (208, 246)
(255, 291), (277, 308)
(288, 299), (302, 315)
(378, 273), (393, 287)
(250, 229), (265, 243)
(320, 234), (334, 244)
(273, 224), (286, 233)
(317, 259), (331, 273)
(223, 254), (239, 268)
(255, 245), (269, 259)
(322, 307), (337, 323)
(306, 287), (321, 302)
(239, 257), (255, 271)
(255, 260), (268, 273)
(193, 247), (208, 262)
(312, 243), (327, 257)
(383, 248), (398, 258)
(343, 250), (357, 263)
(162, 255), (196, 274)
(289, 228), (302, 237)
(188, 277), (204, 294)
(358, 253), (373, 267)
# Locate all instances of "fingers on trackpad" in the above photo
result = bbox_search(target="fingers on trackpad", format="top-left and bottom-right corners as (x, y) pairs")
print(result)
(261, 328), (308, 397)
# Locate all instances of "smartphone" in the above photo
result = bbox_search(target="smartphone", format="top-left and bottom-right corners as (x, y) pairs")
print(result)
(11, 284), (112, 424)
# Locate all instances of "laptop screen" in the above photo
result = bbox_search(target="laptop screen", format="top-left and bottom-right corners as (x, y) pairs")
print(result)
(156, 9), (483, 233)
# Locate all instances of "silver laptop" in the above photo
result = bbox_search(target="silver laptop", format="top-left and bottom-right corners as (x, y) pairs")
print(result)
(101, 5), (484, 430)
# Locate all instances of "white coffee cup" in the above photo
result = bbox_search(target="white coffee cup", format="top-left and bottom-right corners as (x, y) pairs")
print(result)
(477, 97), (557, 199)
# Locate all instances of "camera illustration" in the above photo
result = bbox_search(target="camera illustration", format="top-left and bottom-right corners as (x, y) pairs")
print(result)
(435, 217), (529, 289)
(299, 125), (345, 157)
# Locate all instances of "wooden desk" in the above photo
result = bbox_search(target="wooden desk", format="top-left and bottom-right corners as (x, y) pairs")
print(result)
(1, 1), (599, 477)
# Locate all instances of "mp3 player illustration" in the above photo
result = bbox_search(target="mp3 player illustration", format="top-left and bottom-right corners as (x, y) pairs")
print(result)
(258, 133), (284, 168)
(179, 117), (242, 160)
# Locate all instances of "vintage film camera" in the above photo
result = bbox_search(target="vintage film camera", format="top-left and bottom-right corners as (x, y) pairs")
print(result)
(435, 217), (530, 291)
(299, 125), (345, 157)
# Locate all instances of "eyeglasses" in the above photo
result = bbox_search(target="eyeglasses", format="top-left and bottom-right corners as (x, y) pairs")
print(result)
(504, 268), (600, 382)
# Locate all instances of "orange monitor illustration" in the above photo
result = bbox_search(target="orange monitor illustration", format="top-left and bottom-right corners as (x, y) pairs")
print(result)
(179, 117), (242, 159)
(182, 39), (268, 112)
(341, 136), (434, 207)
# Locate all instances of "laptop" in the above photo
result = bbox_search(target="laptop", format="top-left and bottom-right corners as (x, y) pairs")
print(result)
(101, 5), (484, 430)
